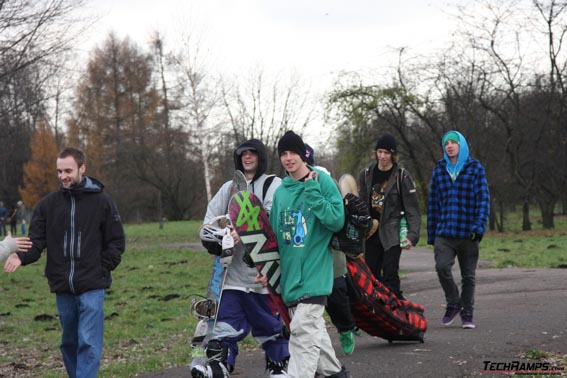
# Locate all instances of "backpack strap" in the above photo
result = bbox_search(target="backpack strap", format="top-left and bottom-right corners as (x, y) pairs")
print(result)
(397, 167), (406, 211)
(262, 175), (276, 201)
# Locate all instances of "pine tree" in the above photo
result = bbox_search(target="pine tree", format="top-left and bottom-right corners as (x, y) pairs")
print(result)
(18, 119), (59, 208)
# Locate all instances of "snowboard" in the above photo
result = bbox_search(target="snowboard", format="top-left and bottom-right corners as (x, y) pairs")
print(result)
(228, 190), (291, 328)
(189, 170), (247, 370)
(338, 173), (358, 197)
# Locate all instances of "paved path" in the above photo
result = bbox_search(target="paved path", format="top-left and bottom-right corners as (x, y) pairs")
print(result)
(138, 248), (567, 377)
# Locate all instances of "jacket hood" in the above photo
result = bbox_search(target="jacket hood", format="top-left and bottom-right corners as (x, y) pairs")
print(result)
(233, 139), (268, 182)
(442, 130), (469, 181)
(61, 176), (104, 194)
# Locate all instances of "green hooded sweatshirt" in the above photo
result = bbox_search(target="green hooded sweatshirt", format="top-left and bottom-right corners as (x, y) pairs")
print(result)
(269, 166), (345, 306)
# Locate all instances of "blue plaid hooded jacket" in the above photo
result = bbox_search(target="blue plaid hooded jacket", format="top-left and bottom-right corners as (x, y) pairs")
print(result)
(427, 131), (490, 245)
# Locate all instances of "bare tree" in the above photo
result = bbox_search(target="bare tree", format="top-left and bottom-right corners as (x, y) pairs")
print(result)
(169, 30), (226, 202)
(0, 0), (89, 206)
(455, 0), (567, 229)
(0, 0), (89, 82)
(222, 69), (315, 175)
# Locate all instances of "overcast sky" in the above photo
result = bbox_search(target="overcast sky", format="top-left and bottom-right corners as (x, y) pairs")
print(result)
(84, 0), (460, 89)
(79, 0), (463, 144)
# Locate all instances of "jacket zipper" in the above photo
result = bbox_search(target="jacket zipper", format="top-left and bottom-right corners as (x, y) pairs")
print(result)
(77, 232), (82, 258)
(63, 231), (68, 257)
(68, 196), (76, 294)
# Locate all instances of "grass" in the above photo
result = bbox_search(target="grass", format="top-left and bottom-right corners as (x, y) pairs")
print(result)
(0, 221), (211, 377)
(1, 213), (566, 377)
(419, 213), (567, 269)
(479, 213), (567, 268)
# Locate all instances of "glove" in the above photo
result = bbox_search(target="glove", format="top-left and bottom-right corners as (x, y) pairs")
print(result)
(220, 230), (234, 266)
(344, 193), (369, 217)
(471, 232), (483, 242)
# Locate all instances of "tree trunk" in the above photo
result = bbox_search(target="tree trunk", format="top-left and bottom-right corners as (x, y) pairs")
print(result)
(522, 196), (531, 231)
(538, 198), (555, 230)
(498, 199), (504, 232)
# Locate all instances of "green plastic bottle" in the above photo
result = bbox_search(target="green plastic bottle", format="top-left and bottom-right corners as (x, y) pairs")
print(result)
(399, 212), (408, 248)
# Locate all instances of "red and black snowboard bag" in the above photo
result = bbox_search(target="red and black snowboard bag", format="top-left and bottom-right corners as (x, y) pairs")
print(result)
(345, 257), (427, 343)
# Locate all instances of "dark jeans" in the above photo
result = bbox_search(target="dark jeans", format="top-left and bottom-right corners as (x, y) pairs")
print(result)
(433, 237), (479, 312)
(215, 290), (289, 369)
(364, 233), (404, 298)
(326, 275), (356, 333)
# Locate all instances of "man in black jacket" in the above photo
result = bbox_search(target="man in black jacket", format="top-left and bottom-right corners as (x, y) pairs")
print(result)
(4, 147), (125, 378)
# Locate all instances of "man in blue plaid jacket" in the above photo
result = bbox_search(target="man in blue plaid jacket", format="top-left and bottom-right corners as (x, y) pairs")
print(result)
(427, 130), (490, 330)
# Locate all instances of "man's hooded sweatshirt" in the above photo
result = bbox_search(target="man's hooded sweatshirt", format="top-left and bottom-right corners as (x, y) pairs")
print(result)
(269, 167), (344, 306)
(427, 131), (490, 244)
(203, 139), (281, 292)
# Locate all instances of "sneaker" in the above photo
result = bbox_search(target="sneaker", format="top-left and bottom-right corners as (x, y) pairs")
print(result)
(339, 330), (355, 355)
(326, 366), (351, 378)
(192, 339), (230, 378)
(441, 304), (461, 326)
(461, 309), (476, 329)
(191, 362), (230, 378)
(191, 365), (213, 378)
(352, 327), (362, 337)
(266, 357), (288, 377)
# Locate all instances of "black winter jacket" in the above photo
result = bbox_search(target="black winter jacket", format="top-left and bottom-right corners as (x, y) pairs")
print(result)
(358, 162), (421, 250)
(18, 177), (125, 294)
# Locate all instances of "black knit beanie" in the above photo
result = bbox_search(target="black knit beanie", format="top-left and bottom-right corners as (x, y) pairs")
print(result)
(375, 134), (397, 154)
(277, 131), (307, 161)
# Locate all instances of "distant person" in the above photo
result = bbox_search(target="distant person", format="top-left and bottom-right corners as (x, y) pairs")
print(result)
(427, 131), (490, 329)
(305, 143), (359, 356)
(193, 139), (289, 378)
(358, 134), (421, 299)
(270, 131), (350, 378)
(16, 201), (28, 235)
(4, 147), (126, 378)
(8, 205), (18, 235)
(0, 201), (7, 236)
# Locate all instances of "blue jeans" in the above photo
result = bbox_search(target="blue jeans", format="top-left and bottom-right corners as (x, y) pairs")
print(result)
(56, 289), (106, 378)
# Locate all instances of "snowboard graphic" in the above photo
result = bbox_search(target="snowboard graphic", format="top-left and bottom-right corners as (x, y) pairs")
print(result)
(228, 190), (291, 327)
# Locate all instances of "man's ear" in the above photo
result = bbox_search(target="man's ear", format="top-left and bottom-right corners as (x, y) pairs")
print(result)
(79, 164), (86, 175)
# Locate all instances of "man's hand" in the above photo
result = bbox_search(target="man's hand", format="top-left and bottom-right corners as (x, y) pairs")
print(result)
(401, 238), (413, 250)
(255, 272), (268, 287)
(305, 171), (318, 181)
(4, 253), (22, 273)
(471, 232), (483, 242)
(11, 233), (32, 252)
(229, 226), (240, 245)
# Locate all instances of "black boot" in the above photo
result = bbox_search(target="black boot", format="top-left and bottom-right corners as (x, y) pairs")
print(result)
(191, 340), (230, 378)
(265, 356), (289, 377)
(326, 366), (350, 378)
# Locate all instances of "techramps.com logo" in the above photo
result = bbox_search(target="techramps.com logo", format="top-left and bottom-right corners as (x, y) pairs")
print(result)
(483, 360), (566, 375)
